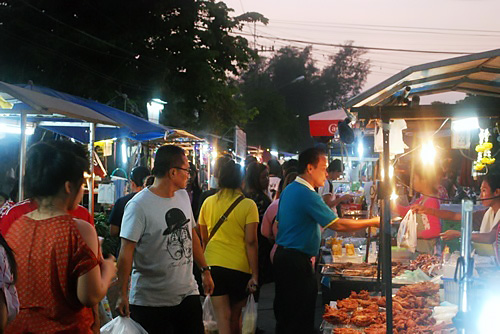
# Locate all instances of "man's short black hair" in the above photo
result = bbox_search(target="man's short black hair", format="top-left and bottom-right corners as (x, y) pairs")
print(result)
(130, 166), (151, 187)
(152, 145), (185, 177)
(327, 159), (343, 173)
(298, 147), (325, 174)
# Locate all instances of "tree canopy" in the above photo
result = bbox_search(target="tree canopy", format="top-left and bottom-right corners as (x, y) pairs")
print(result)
(0, 0), (265, 132)
(238, 43), (370, 151)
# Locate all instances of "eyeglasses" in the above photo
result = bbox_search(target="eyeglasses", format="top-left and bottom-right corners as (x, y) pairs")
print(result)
(173, 166), (190, 173)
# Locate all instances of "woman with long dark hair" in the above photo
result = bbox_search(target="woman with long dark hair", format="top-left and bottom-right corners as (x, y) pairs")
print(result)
(199, 160), (259, 334)
(244, 162), (273, 302)
(5, 142), (116, 333)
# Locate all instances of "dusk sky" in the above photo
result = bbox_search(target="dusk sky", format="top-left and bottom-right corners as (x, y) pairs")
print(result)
(223, 0), (500, 103)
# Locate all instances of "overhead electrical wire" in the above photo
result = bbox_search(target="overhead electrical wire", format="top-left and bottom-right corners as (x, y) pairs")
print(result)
(269, 21), (500, 38)
(271, 19), (500, 35)
(234, 31), (475, 55)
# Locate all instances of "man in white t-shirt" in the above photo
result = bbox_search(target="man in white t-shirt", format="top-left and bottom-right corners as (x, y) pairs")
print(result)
(318, 159), (352, 214)
(116, 145), (214, 334)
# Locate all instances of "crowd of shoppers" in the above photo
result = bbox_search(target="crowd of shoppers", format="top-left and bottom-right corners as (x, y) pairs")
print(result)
(0, 138), (497, 334)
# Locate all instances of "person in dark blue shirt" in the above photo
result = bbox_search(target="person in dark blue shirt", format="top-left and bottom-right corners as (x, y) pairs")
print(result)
(273, 148), (379, 334)
(109, 166), (151, 240)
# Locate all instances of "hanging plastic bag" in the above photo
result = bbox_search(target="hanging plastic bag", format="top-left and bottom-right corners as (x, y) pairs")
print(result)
(397, 209), (418, 253)
(242, 294), (257, 334)
(100, 316), (148, 334)
(98, 295), (113, 326)
(203, 296), (218, 334)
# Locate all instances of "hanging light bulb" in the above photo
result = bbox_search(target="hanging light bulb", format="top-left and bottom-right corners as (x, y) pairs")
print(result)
(420, 140), (436, 165)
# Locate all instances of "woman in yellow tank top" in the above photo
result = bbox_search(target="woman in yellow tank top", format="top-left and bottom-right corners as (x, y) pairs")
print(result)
(199, 160), (259, 334)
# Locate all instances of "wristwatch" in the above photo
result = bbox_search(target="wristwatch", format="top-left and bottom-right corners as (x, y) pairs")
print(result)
(201, 266), (211, 273)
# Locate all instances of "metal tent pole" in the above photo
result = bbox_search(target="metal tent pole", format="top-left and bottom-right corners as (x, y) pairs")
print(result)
(453, 198), (473, 333)
(18, 112), (27, 202)
(381, 114), (393, 333)
(88, 123), (96, 217)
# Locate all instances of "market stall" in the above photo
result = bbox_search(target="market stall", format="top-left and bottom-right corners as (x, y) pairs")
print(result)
(324, 48), (500, 333)
(0, 81), (172, 214)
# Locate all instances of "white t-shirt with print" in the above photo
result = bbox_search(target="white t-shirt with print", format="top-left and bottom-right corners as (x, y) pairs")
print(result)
(120, 188), (199, 307)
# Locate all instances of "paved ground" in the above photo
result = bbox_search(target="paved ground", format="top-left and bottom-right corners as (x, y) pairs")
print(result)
(107, 280), (326, 333)
(257, 283), (325, 333)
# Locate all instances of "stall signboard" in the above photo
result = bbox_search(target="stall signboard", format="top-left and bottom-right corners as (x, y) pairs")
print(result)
(451, 131), (471, 149)
(308, 109), (347, 137)
(235, 126), (247, 159)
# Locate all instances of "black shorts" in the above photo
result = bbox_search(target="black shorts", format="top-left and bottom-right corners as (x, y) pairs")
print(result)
(211, 266), (251, 302)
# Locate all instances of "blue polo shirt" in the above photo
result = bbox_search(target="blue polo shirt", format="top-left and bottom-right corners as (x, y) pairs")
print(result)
(276, 177), (338, 256)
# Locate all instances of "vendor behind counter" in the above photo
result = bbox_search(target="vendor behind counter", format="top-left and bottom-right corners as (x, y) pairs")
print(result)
(420, 173), (499, 256)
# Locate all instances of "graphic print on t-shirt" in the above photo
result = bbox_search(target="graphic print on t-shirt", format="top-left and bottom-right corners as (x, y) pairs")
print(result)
(164, 208), (192, 261)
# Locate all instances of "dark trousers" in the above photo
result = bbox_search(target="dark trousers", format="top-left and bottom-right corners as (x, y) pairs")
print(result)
(273, 246), (317, 334)
(130, 295), (203, 334)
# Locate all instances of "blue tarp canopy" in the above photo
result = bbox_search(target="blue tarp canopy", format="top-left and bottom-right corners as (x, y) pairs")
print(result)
(0, 81), (170, 142)
(16, 84), (169, 142)
(37, 119), (166, 143)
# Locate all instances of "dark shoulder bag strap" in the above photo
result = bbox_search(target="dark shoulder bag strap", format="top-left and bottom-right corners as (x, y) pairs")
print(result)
(207, 195), (245, 243)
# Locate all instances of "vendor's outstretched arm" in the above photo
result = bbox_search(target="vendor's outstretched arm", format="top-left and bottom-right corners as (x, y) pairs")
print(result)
(472, 223), (499, 244)
(441, 222), (499, 243)
(329, 217), (380, 232)
(413, 205), (461, 221)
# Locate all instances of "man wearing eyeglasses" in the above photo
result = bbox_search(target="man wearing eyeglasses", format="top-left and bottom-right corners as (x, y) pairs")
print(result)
(116, 145), (214, 334)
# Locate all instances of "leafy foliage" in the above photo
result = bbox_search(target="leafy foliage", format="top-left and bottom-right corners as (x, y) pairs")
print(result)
(94, 212), (118, 257)
(0, 0), (265, 133)
(238, 44), (370, 151)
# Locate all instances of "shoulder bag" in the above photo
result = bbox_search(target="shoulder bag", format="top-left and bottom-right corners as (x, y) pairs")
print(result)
(207, 195), (245, 244)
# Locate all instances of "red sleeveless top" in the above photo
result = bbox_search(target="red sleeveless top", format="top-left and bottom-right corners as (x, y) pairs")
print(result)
(5, 215), (99, 333)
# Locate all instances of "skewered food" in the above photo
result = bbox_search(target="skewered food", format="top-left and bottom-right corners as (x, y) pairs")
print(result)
(323, 282), (442, 333)
(333, 329), (361, 334)
(396, 282), (440, 298)
(323, 305), (350, 324)
(357, 299), (375, 308)
(337, 298), (359, 311)
(393, 295), (426, 309)
(364, 323), (386, 334)
(408, 254), (442, 275)
(350, 313), (378, 327)
(350, 290), (371, 300)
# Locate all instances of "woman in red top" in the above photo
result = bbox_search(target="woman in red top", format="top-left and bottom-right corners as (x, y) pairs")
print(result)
(397, 168), (441, 254)
(5, 142), (116, 333)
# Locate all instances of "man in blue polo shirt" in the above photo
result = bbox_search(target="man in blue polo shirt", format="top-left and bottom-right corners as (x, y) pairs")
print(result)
(274, 147), (380, 334)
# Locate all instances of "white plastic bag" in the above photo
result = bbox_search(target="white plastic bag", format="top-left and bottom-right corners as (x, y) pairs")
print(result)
(242, 294), (257, 334)
(100, 316), (148, 334)
(397, 210), (417, 253)
(202, 296), (218, 334)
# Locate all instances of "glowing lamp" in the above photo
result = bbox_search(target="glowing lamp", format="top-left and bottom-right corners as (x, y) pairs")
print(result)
(451, 117), (479, 132)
